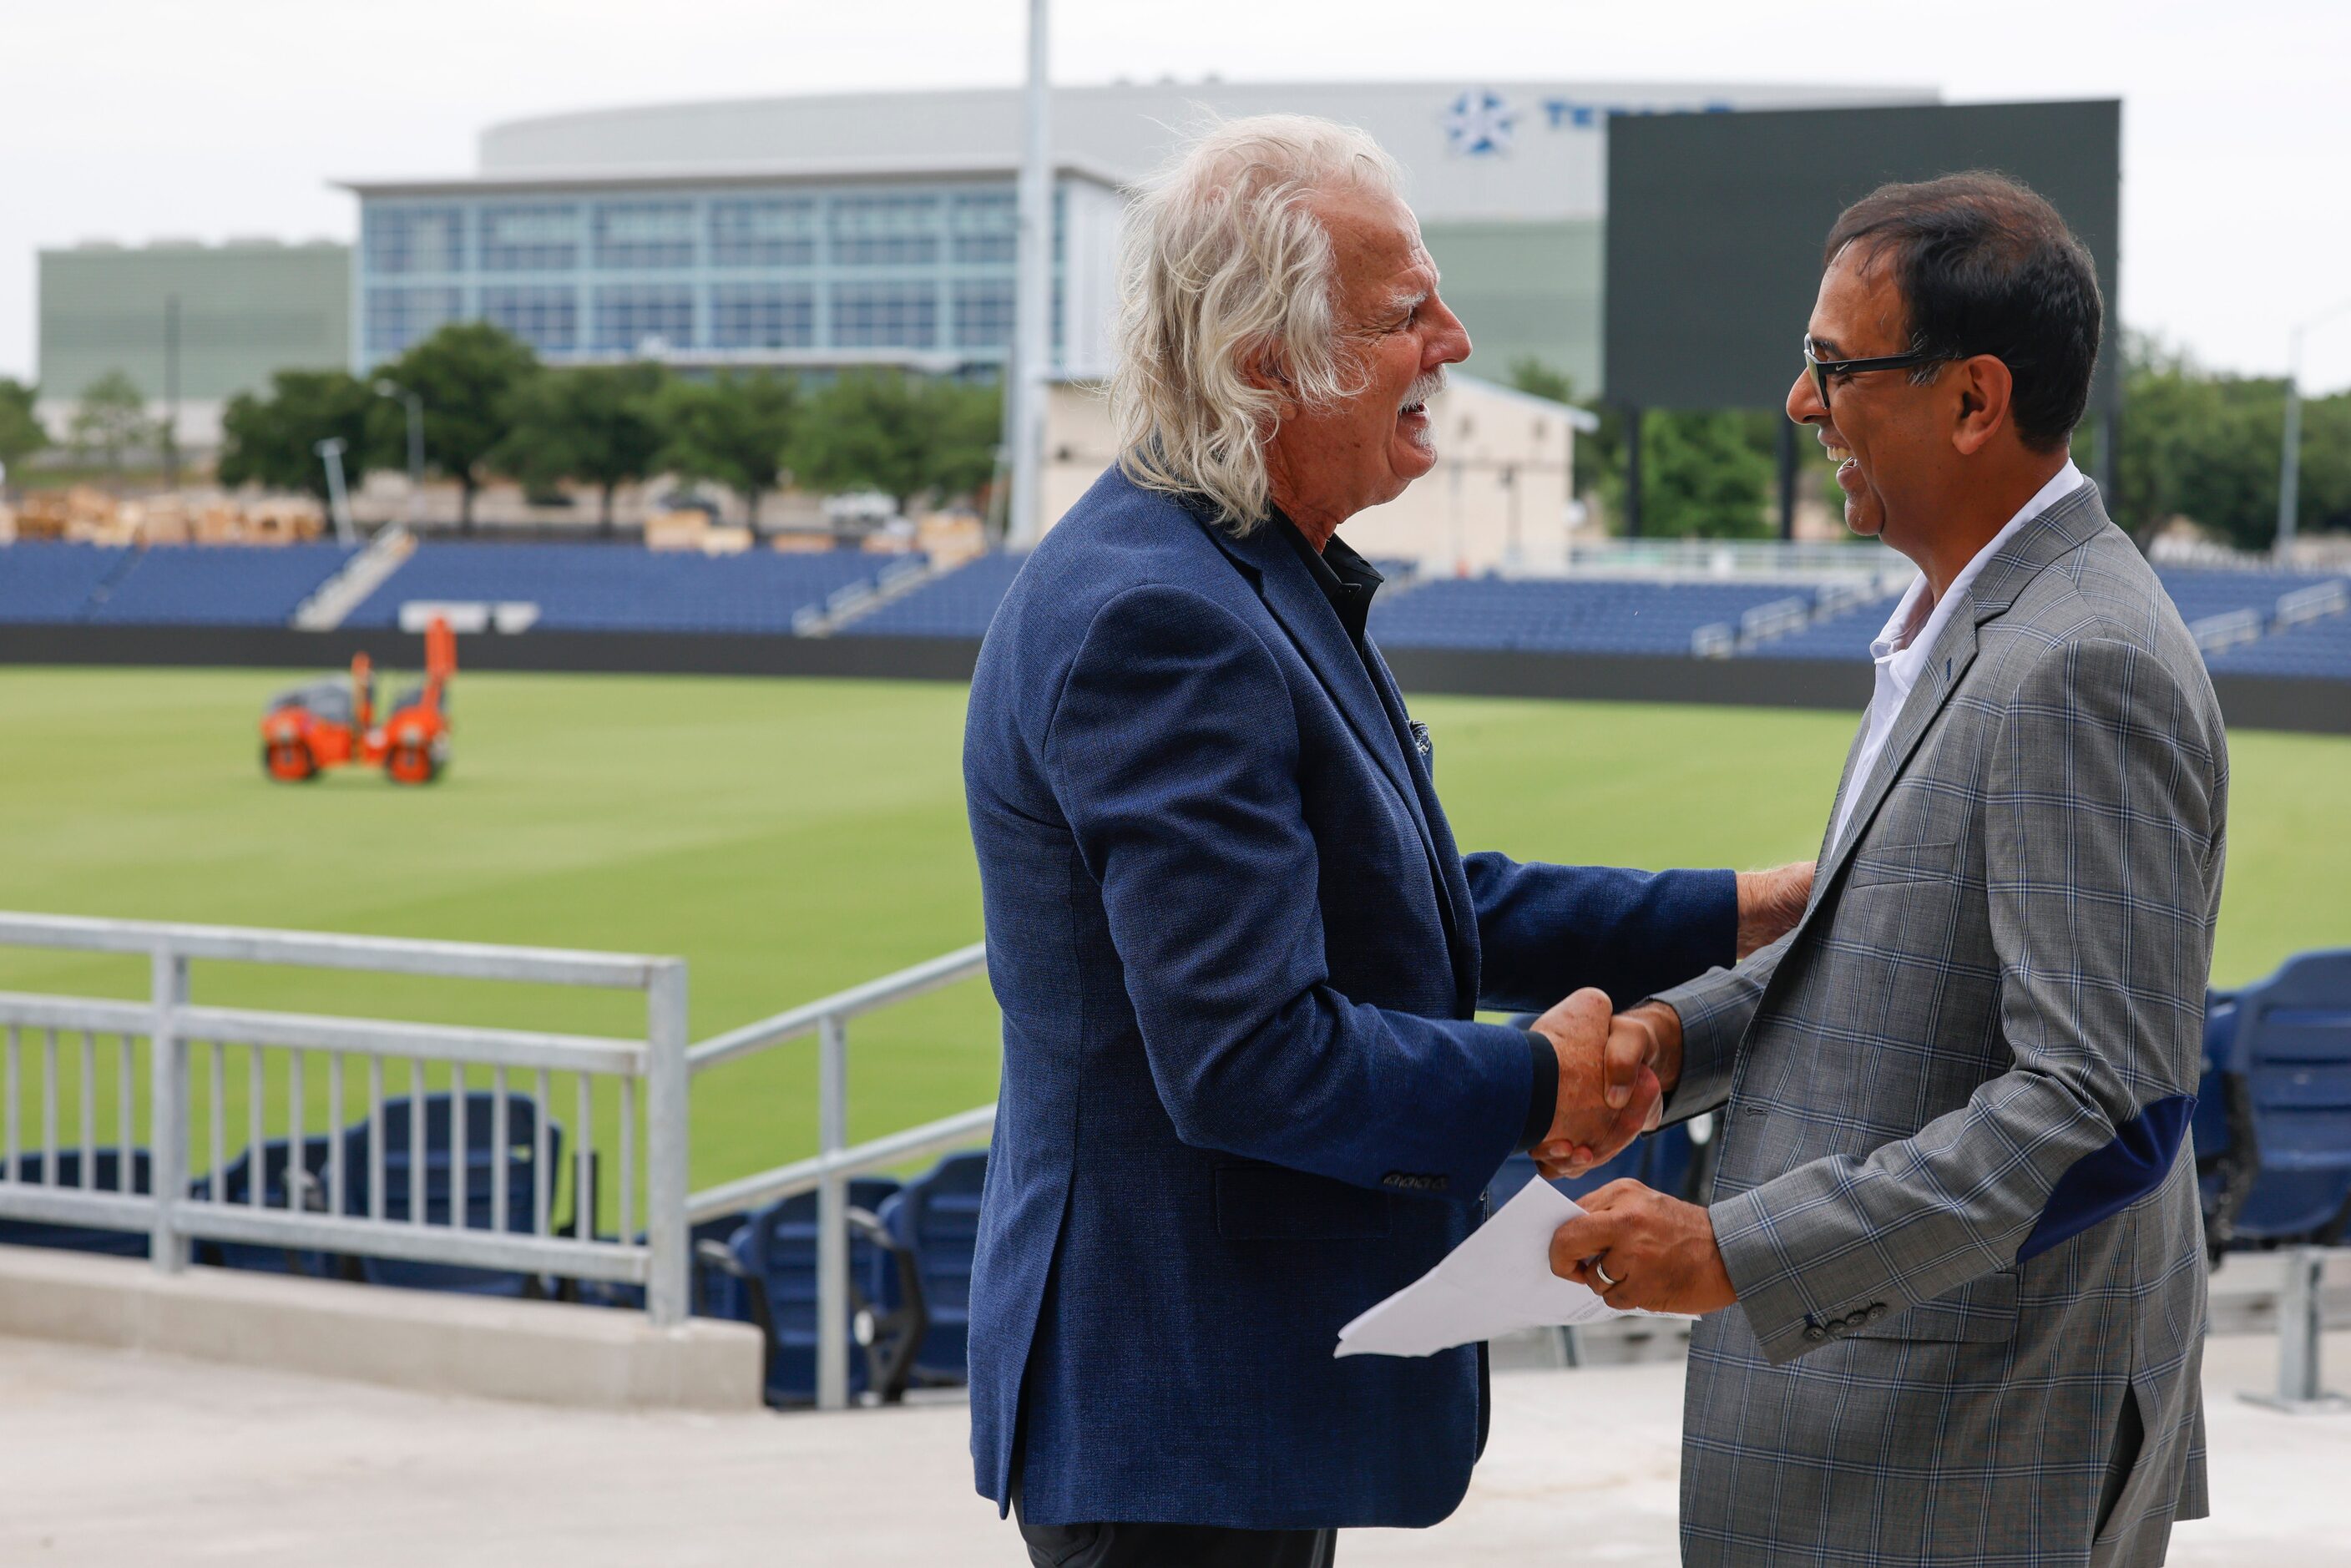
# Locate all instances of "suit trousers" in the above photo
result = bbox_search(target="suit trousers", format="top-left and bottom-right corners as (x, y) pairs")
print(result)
(1015, 1494), (1336, 1567)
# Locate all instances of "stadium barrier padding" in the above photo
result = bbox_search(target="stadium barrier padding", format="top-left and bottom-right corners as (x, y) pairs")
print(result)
(2, 623), (2348, 736)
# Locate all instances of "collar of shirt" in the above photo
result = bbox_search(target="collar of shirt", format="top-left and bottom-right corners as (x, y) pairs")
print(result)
(1870, 458), (2086, 680)
(1272, 510), (1385, 655)
(1828, 459), (2085, 858)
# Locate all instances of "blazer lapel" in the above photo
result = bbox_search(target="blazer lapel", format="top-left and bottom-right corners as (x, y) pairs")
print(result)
(1793, 478), (2114, 945)
(1201, 514), (1467, 962)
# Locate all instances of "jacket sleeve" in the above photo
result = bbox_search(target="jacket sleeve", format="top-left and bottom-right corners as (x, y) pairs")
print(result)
(1711, 638), (2222, 1364)
(1464, 854), (1737, 1019)
(1042, 582), (1530, 1200)
(1647, 928), (1800, 1123)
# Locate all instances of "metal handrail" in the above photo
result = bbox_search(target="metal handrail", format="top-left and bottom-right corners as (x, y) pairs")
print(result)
(686, 942), (987, 1072)
(0, 914), (690, 1323)
(683, 939), (994, 1412)
(687, 1104), (997, 1223)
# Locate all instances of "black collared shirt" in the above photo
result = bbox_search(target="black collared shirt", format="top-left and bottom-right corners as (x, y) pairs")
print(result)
(1270, 513), (1559, 1155)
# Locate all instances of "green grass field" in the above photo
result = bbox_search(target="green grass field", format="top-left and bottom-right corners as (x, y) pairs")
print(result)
(1, 665), (2346, 1216)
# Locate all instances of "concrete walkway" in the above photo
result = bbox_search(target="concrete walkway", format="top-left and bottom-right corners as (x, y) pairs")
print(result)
(2, 1331), (2345, 1565)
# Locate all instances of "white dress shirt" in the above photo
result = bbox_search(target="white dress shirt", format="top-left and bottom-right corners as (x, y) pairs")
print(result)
(1824, 461), (2086, 857)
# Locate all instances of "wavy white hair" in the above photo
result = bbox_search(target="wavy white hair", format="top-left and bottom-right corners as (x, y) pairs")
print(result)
(1109, 114), (1407, 534)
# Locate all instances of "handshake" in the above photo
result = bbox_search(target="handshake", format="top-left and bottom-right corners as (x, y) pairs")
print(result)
(1529, 860), (1811, 1180)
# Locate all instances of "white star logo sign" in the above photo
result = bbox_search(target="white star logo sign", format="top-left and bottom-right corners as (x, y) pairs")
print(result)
(1443, 89), (1516, 158)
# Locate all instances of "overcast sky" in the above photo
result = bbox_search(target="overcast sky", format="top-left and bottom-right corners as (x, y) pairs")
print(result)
(8, 0), (2348, 394)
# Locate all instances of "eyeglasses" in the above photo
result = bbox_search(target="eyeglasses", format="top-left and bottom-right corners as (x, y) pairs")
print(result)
(1802, 336), (1954, 412)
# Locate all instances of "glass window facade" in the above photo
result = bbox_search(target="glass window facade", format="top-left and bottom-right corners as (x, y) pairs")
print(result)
(830, 195), (941, 266)
(832, 282), (938, 348)
(949, 192), (1017, 265)
(354, 176), (1079, 372)
(953, 279), (1014, 350)
(594, 202), (695, 269)
(479, 205), (582, 271)
(365, 208), (466, 276)
(709, 199), (817, 267)
(365, 286), (463, 356)
(480, 285), (579, 352)
(710, 284), (817, 349)
(592, 285), (695, 352)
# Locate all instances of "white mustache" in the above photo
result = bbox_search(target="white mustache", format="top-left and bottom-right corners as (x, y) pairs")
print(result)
(1399, 369), (1446, 411)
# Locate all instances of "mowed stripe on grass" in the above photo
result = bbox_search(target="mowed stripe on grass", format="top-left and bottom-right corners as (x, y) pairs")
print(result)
(0, 666), (2343, 1209)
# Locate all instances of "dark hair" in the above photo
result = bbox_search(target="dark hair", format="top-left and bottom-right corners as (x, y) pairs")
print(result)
(1824, 171), (2102, 452)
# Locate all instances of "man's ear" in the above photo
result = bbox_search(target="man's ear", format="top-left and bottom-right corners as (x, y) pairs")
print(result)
(1238, 341), (1297, 415)
(1949, 354), (2014, 458)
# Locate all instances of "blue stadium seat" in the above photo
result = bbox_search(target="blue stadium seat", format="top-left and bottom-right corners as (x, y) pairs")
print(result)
(335, 1093), (564, 1296)
(838, 552), (1029, 639)
(0, 1148), (157, 1256)
(2205, 951), (2351, 1251)
(0, 542), (132, 622)
(877, 1149), (986, 1383)
(345, 542), (893, 635)
(202, 1133), (343, 1276)
(732, 1178), (903, 1405)
(88, 543), (356, 625)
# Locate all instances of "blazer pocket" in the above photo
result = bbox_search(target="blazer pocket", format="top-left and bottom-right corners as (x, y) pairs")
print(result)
(1843, 838), (1963, 889)
(1844, 1267), (2020, 1344)
(1214, 1163), (1394, 1242)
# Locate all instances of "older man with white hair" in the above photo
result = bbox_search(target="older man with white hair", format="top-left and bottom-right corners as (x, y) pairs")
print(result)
(961, 115), (1810, 1565)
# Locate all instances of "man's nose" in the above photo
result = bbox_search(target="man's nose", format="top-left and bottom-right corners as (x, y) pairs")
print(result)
(1787, 367), (1824, 426)
(1427, 298), (1471, 367)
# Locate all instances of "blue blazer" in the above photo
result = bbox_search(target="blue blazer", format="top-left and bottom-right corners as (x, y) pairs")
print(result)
(963, 468), (1735, 1530)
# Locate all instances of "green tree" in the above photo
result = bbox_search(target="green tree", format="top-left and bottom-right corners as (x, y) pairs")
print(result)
(217, 370), (379, 501)
(792, 371), (1000, 513)
(0, 378), (45, 486)
(655, 371), (798, 526)
(1507, 357), (1625, 508)
(500, 362), (670, 535)
(377, 321), (540, 532)
(2099, 331), (2351, 549)
(68, 371), (156, 483)
(1636, 409), (1774, 539)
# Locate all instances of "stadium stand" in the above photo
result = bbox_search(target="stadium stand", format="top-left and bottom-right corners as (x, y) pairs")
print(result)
(836, 549), (1029, 639)
(0, 541), (356, 625)
(88, 543), (356, 626)
(343, 543), (892, 635)
(731, 1178), (908, 1405)
(1369, 578), (1820, 655)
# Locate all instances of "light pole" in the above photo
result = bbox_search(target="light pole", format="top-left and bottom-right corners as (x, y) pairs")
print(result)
(2277, 298), (2351, 559)
(374, 378), (426, 527)
(1005, 0), (1052, 547)
(315, 437), (356, 545)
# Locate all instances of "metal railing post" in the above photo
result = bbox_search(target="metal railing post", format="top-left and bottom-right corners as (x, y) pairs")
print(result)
(148, 947), (190, 1273)
(2243, 1246), (2347, 1413)
(644, 959), (690, 1328)
(816, 1012), (850, 1411)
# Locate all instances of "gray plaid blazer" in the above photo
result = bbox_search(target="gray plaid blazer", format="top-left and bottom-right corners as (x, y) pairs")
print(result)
(1653, 481), (2227, 1568)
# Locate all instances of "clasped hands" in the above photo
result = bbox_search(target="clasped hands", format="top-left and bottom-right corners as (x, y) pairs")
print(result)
(1516, 860), (1811, 1316)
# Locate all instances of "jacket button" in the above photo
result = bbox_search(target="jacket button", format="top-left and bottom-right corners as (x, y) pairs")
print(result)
(1868, 1303), (1888, 1322)
(1803, 1325), (1828, 1343)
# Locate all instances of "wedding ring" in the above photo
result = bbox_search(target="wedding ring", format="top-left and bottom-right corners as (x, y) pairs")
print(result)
(1593, 1258), (1620, 1290)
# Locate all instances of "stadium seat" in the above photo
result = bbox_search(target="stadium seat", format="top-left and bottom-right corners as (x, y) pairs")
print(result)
(837, 552), (1029, 639)
(334, 1092), (565, 1296)
(731, 1178), (909, 1405)
(202, 1133), (344, 1276)
(0, 1147), (158, 1257)
(344, 542), (896, 635)
(877, 1148), (987, 1383)
(2203, 951), (2351, 1252)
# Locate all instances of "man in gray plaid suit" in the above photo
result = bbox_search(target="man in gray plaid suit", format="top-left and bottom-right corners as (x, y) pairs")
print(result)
(1543, 173), (2227, 1566)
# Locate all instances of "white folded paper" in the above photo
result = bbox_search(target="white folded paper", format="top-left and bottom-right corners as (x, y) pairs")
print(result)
(1334, 1176), (1681, 1358)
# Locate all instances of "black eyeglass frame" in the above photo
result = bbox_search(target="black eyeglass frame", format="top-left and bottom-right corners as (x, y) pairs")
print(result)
(1802, 336), (1956, 411)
